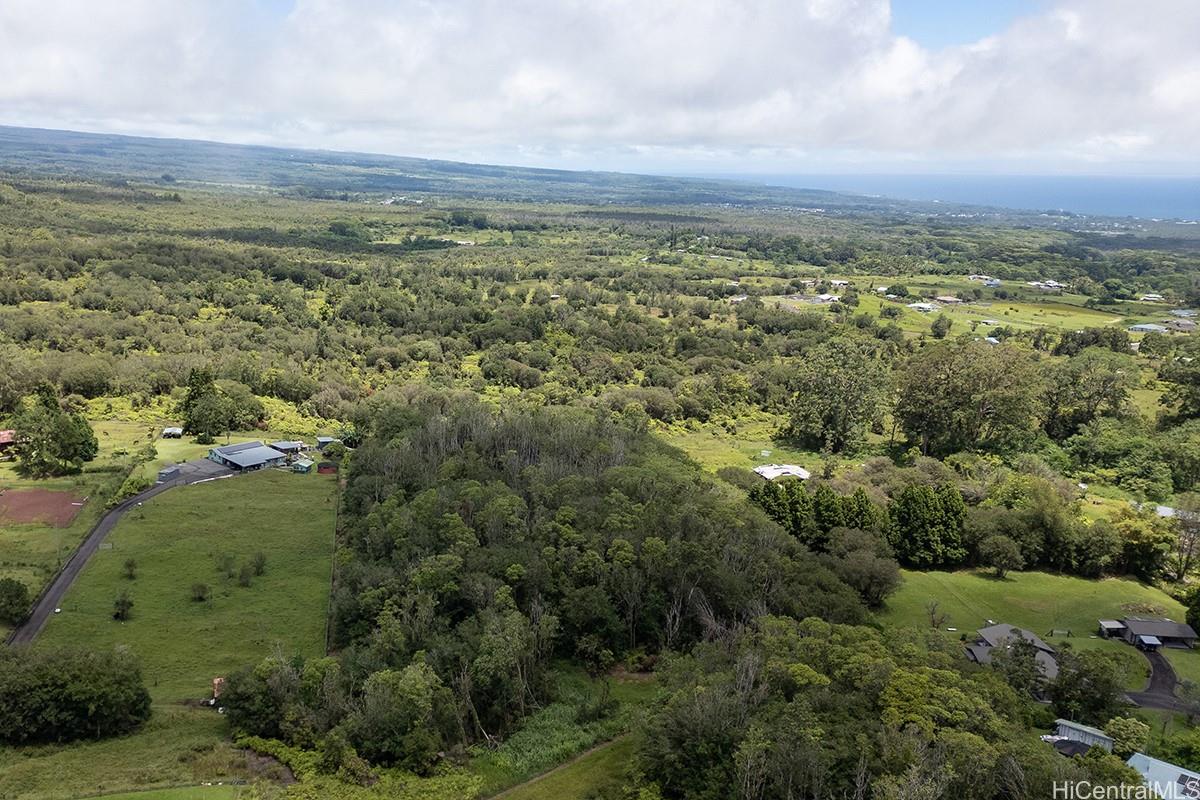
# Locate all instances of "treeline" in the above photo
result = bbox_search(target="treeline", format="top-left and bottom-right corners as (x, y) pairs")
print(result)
(636, 616), (1138, 800)
(223, 390), (866, 775)
(751, 454), (1182, 583)
(0, 647), (152, 744)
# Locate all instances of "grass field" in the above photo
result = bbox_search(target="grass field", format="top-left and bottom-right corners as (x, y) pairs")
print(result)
(469, 670), (656, 797)
(880, 569), (1186, 689)
(90, 788), (242, 800)
(0, 420), (160, 636)
(37, 470), (337, 702)
(497, 736), (635, 800)
(0, 708), (264, 800)
(656, 412), (828, 474)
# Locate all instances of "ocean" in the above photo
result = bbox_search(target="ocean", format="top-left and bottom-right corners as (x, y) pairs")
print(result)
(722, 174), (1200, 220)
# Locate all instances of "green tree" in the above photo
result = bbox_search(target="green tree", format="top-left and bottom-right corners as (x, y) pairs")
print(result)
(895, 340), (1041, 456)
(888, 484), (966, 569)
(1049, 648), (1127, 725)
(0, 578), (30, 624)
(783, 338), (887, 453)
(978, 534), (1025, 578)
(1104, 717), (1150, 759)
(1042, 348), (1138, 441)
(930, 314), (952, 339)
(10, 386), (99, 477)
(112, 590), (133, 621)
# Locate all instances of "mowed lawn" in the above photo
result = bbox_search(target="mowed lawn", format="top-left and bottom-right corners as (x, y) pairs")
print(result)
(881, 569), (1186, 635)
(880, 569), (1187, 690)
(37, 470), (337, 702)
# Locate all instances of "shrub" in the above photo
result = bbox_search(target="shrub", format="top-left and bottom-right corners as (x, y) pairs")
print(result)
(112, 590), (133, 620)
(0, 647), (152, 743)
(191, 583), (211, 602)
(0, 578), (30, 624)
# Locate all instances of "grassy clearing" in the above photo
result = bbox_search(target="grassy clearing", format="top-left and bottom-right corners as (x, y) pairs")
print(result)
(87, 788), (242, 800)
(880, 569), (1186, 635)
(37, 470), (337, 702)
(0, 420), (160, 636)
(1164, 647), (1200, 687)
(469, 670), (656, 797)
(880, 569), (1183, 689)
(0, 708), (264, 800)
(496, 735), (636, 800)
(656, 412), (827, 474)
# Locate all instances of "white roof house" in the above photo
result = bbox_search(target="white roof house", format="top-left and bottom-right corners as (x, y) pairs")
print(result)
(829, 279), (849, 287)
(1141, 294), (1166, 302)
(907, 302), (938, 313)
(1126, 752), (1200, 799)
(1130, 323), (1169, 333)
(753, 464), (811, 481)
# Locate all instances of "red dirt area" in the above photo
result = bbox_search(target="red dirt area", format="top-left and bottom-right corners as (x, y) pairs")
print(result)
(0, 488), (87, 527)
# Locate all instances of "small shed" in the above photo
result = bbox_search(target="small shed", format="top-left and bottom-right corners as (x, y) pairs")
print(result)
(753, 464), (811, 481)
(316, 436), (340, 451)
(1098, 619), (1126, 639)
(292, 457), (314, 474)
(157, 466), (180, 483)
(317, 461), (339, 475)
(0, 430), (14, 450)
(162, 427), (183, 439)
(1054, 719), (1114, 752)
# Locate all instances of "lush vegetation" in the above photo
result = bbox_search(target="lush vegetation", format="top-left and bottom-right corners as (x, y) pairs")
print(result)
(0, 647), (151, 744)
(4, 130), (1200, 798)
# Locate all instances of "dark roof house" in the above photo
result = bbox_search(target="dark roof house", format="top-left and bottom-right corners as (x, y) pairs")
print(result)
(966, 624), (1059, 680)
(1121, 617), (1197, 650)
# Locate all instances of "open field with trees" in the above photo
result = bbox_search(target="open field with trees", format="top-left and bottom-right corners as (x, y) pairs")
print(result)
(36, 471), (337, 702)
(3, 127), (1200, 797)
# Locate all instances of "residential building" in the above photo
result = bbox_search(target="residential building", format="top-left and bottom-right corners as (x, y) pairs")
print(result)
(207, 441), (286, 471)
(965, 623), (1059, 680)
(1126, 752), (1200, 799)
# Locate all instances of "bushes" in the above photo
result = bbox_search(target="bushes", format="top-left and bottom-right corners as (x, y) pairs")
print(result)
(0, 647), (152, 744)
(0, 577), (30, 624)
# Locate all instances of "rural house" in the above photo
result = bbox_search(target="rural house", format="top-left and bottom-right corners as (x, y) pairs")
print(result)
(1042, 719), (1114, 756)
(965, 623), (1059, 680)
(207, 441), (286, 471)
(1100, 618), (1198, 651)
(0, 430), (14, 451)
(270, 440), (306, 454)
(1126, 753), (1200, 799)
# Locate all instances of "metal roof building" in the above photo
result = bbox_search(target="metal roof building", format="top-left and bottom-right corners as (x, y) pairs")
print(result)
(207, 441), (286, 471)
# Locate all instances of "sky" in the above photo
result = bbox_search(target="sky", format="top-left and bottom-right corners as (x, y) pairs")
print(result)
(0, 0), (1197, 176)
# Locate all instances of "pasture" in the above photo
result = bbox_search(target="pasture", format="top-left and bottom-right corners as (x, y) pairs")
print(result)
(36, 470), (337, 702)
(0, 420), (158, 635)
(0, 709), (261, 800)
(880, 569), (1185, 689)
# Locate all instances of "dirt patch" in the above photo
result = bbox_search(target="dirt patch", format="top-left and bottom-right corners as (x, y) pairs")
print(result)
(0, 488), (86, 527)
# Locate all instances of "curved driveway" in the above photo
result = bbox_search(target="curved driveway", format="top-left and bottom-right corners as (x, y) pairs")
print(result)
(6, 458), (233, 646)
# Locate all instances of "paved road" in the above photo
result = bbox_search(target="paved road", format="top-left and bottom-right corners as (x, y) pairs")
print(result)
(6, 458), (233, 646)
(1128, 649), (1186, 711)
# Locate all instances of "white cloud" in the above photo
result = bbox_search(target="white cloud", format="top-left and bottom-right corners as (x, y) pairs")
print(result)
(0, 0), (1196, 173)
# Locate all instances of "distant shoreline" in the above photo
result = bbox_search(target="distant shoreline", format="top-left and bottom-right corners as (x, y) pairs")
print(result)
(705, 173), (1200, 220)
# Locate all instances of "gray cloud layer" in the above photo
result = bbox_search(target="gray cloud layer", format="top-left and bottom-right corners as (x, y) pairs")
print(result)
(1, 0), (1197, 172)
